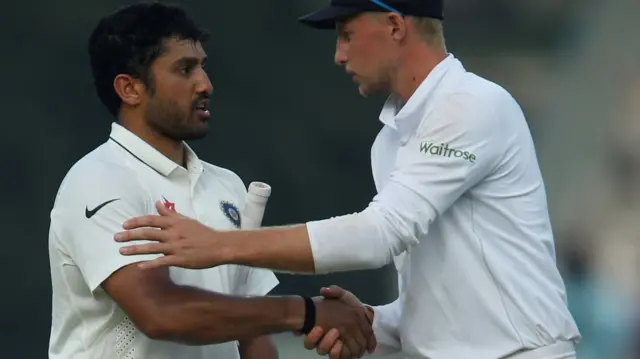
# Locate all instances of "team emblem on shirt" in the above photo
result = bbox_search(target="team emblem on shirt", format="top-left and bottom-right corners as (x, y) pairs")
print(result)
(220, 201), (241, 228)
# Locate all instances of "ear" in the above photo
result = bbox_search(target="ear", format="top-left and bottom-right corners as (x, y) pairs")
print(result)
(113, 74), (145, 107)
(387, 13), (407, 41)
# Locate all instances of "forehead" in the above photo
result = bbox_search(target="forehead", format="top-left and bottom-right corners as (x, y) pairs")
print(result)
(156, 38), (206, 64)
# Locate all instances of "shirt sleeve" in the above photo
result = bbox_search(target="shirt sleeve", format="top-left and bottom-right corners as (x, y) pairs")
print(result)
(232, 266), (280, 297)
(307, 93), (506, 273)
(51, 169), (162, 292)
(367, 297), (403, 356)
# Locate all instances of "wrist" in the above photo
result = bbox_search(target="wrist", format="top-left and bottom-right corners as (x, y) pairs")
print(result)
(298, 296), (316, 334)
(283, 296), (306, 331)
(216, 230), (240, 266)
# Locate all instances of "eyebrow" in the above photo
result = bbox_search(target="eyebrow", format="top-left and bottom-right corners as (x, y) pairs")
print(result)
(174, 56), (207, 67)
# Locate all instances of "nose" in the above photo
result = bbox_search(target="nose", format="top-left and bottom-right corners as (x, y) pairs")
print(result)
(196, 68), (213, 95)
(334, 38), (348, 66)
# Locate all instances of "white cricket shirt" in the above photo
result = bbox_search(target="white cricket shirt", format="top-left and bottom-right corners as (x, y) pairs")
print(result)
(306, 54), (581, 358)
(48, 123), (279, 359)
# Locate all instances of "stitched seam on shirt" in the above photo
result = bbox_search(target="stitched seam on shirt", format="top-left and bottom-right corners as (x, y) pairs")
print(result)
(470, 196), (525, 346)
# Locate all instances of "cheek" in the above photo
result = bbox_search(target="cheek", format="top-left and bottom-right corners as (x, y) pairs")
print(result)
(157, 78), (190, 99)
(348, 43), (373, 69)
(350, 37), (385, 67)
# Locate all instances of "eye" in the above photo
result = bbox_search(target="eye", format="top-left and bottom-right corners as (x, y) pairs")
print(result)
(339, 30), (352, 42)
(179, 65), (193, 75)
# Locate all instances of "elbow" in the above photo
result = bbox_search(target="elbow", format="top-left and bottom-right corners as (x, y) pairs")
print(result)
(135, 313), (177, 341)
(371, 206), (420, 255)
(136, 315), (207, 345)
(130, 306), (191, 343)
(358, 246), (395, 270)
(133, 308), (227, 345)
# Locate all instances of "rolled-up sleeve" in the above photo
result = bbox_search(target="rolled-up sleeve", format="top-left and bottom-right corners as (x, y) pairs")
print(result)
(306, 93), (505, 273)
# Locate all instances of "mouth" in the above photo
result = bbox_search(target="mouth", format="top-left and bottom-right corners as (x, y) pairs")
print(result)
(193, 98), (211, 119)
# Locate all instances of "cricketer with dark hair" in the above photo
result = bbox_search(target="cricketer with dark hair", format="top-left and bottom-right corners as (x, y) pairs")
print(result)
(47, 2), (375, 359)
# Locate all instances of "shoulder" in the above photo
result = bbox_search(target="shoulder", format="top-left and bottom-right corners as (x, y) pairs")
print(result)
(419, 72), (522, 137)
(53, 143), (145, 214)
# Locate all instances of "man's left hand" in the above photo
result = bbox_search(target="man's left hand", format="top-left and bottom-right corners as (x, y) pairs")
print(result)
(114, 200), (225, 270)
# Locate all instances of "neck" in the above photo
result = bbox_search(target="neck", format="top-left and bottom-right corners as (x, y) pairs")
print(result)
(391, 45), (447, 103)
(118, 115), (185, 166)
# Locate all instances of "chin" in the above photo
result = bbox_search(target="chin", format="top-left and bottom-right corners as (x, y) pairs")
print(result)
(184, 131), (208, 141)
(170, 124), (209, 142)
(185, 127), (209, 141)
(357, 85), (376, 98)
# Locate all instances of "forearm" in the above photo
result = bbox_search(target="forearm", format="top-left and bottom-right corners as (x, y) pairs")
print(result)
(220, 225), (317, 273)
(218, 209), (401, 275)
(149, 285), (304, 345)
(239, 336), (278, 359)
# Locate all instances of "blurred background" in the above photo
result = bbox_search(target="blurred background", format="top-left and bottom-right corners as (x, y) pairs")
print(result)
(1, 0), (638, 358)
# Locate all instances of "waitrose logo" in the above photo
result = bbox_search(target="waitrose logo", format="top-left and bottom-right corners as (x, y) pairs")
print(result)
(419, 142), (477, 163)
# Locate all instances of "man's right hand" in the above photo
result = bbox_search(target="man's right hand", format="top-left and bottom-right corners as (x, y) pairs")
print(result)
(312, 286), (376, 359)
(305, 286), (376, 359)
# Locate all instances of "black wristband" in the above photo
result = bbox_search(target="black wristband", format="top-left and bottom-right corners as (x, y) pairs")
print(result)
(299, 296), (316, 335)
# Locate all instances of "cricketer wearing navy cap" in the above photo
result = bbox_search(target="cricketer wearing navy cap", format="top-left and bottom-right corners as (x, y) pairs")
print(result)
(298, 0), (444, 29)
(115, 0), (582, 358)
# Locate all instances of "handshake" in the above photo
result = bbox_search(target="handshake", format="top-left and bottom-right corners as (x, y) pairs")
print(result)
(295, 286), (376, 359)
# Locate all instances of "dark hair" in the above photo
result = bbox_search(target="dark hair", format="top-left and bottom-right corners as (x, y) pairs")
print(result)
(88, 2), (208, 117)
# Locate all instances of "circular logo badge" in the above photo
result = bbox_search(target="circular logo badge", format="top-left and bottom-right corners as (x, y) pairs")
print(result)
(220, 201), (241, 228)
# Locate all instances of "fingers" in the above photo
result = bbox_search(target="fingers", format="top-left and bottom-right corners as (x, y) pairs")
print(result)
(341, 333), (363, 358)
(353, 307), (375, 354)
(366, 330), (377, 354)
(329, 340), (344, 359)
(347, 308), (372, 358)
(337, 345), (352, 359)
(116, 227), (172, 244)
(136, 256), (177, 270)
(155, 201), (173, 216)
(361, 310), (377, 353)
(122, 215), (174, 231)
(118, 242), (172, 256)
(364, 306), (374, 324)
(315, 328), (340, 356)
(320, 285), (346, 299)
(303, 327), (324, 350)
(302, 327), (345, 359)
(155, 201), (186, 218)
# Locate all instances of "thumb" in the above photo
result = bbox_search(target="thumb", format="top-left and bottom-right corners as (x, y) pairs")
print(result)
(320, 285), (346, 299)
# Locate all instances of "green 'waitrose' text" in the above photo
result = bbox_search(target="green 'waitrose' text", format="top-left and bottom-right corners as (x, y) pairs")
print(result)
(419, 142), (477, 163)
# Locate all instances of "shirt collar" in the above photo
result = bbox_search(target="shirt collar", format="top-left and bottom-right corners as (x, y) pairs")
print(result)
(108, 122), (202, 177)
(379, 54), (464, 141)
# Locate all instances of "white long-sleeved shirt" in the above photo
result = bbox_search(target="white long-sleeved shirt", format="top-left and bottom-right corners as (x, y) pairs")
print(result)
(306, 54), (580, 359)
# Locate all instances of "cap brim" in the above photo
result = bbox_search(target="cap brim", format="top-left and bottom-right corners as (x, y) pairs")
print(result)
(298, 6), (363, 29)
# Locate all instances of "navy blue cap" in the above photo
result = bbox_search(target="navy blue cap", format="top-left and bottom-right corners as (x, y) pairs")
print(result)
(298, 0), (444, 29)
